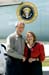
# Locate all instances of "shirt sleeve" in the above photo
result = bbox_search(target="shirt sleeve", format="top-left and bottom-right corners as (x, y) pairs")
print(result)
(39, 44), (45, 62)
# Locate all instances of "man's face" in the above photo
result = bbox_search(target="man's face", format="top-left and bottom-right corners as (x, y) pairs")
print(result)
(16, 23), (24, 35)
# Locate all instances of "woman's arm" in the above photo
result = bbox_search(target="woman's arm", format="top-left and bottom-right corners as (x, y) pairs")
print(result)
(23, 46), (28, 57)
(39, 44), (45, 62)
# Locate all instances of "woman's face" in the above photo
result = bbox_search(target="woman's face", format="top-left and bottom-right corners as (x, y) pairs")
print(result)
(26, 32), (34, 44)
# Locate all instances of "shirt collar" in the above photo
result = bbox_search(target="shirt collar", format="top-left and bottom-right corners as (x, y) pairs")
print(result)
(15, 31), (22, 38)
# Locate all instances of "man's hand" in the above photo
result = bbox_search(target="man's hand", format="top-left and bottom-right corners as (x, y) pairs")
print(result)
(22, 56), (26, 62)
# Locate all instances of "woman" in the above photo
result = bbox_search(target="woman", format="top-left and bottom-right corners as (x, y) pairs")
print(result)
(23, 32), (45, 75)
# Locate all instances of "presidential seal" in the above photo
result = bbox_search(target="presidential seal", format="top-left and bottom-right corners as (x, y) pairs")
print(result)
(16, 2), (38, 24)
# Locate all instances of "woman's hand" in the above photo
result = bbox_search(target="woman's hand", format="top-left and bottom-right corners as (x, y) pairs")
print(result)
(28, 58), (33, 63)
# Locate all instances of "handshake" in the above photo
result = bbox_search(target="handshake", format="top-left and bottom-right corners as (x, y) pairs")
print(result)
(22, 56), (39, 63)
(22, 56), (35, 63)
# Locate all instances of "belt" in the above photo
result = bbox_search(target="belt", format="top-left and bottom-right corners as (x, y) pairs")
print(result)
(32, 58), (39, 61)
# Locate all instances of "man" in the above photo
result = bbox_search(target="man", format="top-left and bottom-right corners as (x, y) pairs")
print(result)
(5, 21), (25, 75)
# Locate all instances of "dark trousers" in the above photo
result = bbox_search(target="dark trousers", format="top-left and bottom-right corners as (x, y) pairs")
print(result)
(5, 56), (23, 75)
(31, 61), (43, 75)
(23, 60), (43, 75)
(23, 60), (32, 75)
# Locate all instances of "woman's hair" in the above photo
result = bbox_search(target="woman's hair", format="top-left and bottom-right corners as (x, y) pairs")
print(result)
(26, 31), (36, 43)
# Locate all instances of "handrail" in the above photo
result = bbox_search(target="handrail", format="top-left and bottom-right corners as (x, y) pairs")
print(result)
(0, 2), (23, 7)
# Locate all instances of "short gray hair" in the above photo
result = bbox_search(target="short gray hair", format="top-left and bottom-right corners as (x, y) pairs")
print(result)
(15, 21), (25, 27)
